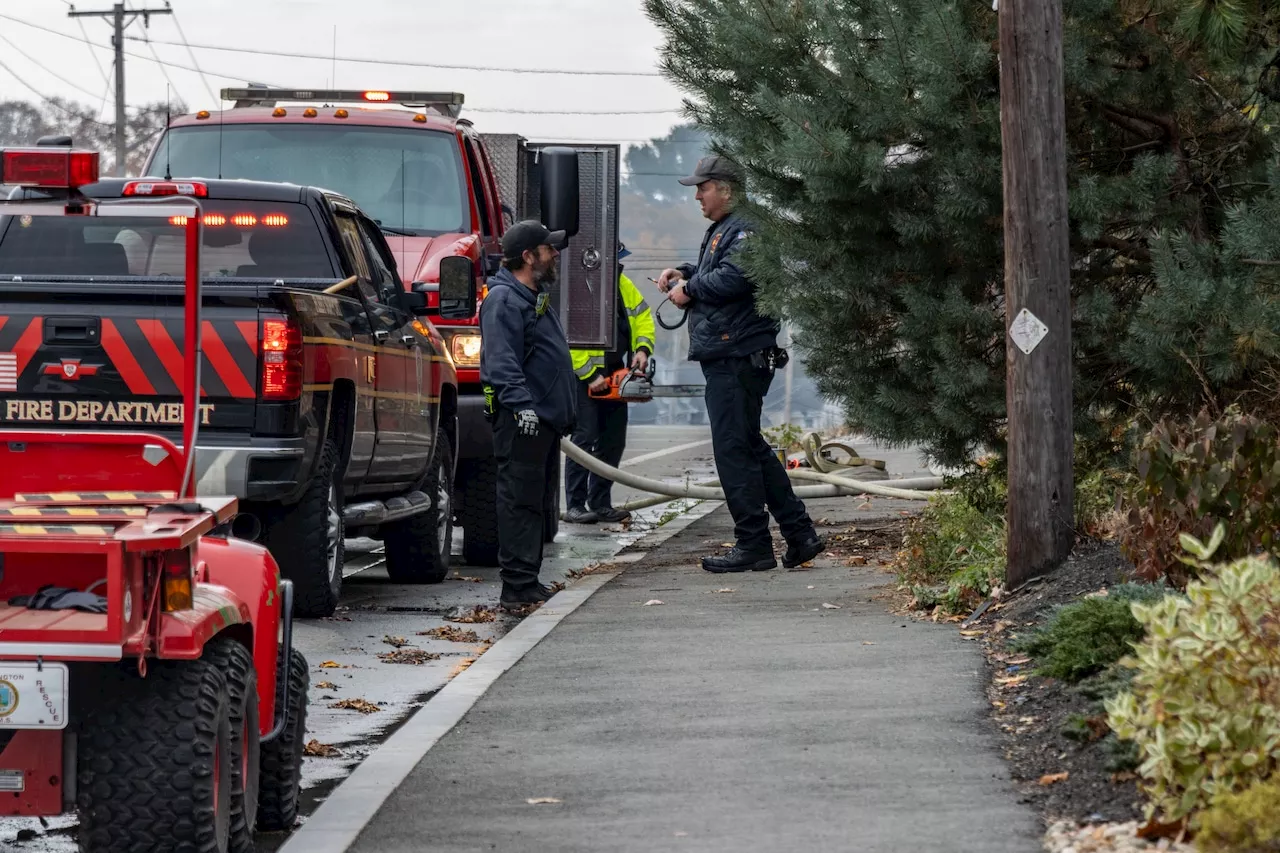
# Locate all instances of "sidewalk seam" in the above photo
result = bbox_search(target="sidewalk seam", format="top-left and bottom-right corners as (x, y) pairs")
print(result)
(277, 500), (723, 853)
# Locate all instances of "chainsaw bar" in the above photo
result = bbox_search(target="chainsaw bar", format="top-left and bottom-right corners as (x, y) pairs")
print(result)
(645, 383), (706, 397)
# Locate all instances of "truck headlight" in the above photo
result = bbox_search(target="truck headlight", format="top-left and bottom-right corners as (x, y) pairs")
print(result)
(446, 332), (482, 367)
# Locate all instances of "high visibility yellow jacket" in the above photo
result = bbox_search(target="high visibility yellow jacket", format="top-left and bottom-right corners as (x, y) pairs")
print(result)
(570, 273), (656, 382)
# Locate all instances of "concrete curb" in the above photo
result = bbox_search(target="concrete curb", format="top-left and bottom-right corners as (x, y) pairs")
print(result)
(276, 499), (724, 853)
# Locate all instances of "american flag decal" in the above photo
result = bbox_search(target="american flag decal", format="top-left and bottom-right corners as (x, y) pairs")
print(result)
(0, 353), (15, 392)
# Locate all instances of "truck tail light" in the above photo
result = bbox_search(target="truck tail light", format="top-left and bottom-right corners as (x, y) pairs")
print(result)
(261, 317), (303, 400)
(1, 148), (100, 188)
(161, 547), (195, 612)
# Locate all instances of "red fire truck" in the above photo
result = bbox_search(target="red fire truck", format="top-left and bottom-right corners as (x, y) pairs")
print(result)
(143, 89), (622, 566)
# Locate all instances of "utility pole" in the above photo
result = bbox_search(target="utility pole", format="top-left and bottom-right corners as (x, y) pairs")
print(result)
(68, 2), (172, 177)
(999, 0), (1074, 587)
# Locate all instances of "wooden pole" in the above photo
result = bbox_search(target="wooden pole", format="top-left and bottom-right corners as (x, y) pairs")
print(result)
(999, 0), (1074, 587)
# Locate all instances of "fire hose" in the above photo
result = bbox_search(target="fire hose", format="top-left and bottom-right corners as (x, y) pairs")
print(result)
(557, 431), (946, 512)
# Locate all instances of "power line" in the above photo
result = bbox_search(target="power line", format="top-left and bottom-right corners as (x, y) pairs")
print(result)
(140, 30), (185, 106)
(470, 106), (680, 115)
(68, 3), (173, 177)
(169, 11), (216, 105)
(0, 31), (103, 100)
(0, 16), (683, 117)
(0, 13), (282, 89)
(0, 55), (113, 127)
(120, 33), (664, 77)
(73, 15), (112, 86)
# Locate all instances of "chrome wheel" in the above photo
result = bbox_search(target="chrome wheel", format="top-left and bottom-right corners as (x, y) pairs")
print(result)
(326, 481), (341, 583)
(436, 456), (451, 559)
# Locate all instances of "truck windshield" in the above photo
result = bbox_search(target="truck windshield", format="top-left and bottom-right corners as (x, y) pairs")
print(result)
(156, 124), (468, 236)
(0, 200), (334, 279)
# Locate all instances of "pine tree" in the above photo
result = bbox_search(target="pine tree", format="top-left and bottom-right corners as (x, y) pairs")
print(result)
(644, 0), (1280, 466)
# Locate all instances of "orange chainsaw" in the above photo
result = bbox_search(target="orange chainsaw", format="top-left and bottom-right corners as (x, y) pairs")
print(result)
(587, 357), (705, 403)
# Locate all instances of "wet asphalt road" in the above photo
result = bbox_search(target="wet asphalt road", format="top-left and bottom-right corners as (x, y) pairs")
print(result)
(1, 425), (721, 853)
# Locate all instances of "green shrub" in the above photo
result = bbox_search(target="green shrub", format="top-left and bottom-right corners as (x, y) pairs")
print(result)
(1121, 406), (1280, 584)
(1105, 553), (1280, 824)
(897, 490), (1004, 614)
(1195, 775), (1280, 852)
(1016, 583), (1171, 683)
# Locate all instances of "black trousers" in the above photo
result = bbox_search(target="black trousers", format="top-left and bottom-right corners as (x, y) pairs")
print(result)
(702, 355), (813, 553)
(565, 380), (629, 510)
(492, 407), (560, 587)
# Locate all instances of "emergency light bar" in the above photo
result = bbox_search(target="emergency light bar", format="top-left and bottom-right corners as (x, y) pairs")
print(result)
(221, 87), (465, 117)
(0, 148), (100, 189)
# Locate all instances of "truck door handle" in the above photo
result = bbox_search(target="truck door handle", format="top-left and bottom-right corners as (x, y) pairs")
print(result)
(401, 335), (417, 346)
(373, 330), (390, 343)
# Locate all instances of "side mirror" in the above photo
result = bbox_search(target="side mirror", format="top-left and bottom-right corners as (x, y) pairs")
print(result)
(538, 147), (579, 239)
(438, 255), (478, 320)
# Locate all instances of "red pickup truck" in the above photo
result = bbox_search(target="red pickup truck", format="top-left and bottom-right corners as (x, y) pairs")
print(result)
(143, 88), (622, 565)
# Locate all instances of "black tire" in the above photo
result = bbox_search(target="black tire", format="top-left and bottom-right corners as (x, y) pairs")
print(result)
(78, 658), (233, 853)
(457, 456), (499, 567)
(384, 430), (454, 583)
(206, 639), (261, 853)
(264, 439), (344, 618)
(543, 453), (561, 544)
(257, 648), (308, 833)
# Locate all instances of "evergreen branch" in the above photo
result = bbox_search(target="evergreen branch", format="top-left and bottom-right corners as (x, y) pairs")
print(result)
(1090, 236), (1154, 262)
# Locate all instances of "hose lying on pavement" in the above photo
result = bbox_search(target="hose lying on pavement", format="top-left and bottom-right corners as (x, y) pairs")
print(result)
(557, 434), (945, 507)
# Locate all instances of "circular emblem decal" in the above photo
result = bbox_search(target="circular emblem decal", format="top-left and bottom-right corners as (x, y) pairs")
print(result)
(0, 679), (18, 718)
(18, 215), (32, 228)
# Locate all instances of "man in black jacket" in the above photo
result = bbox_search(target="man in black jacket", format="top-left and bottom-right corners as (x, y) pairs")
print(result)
(657, 156), (824, 573)
(480, 220), (578, 608)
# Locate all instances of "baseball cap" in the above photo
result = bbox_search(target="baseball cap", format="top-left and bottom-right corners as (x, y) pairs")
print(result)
(501, 219), (568, 260)
(678, 154), (744, 186)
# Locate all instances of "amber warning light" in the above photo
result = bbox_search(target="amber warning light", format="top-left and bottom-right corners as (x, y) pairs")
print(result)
(0, 148), (100, 188)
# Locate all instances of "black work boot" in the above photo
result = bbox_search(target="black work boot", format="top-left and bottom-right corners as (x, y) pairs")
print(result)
(783, 533), (827, 568)
(564, 505), (599, 524)
(500, 581), (553, 610)
(593, 506), (632, 523)
(701, 546), (777, 573)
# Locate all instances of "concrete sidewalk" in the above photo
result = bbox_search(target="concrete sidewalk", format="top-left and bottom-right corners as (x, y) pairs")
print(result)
(341, 498), (1041, 853)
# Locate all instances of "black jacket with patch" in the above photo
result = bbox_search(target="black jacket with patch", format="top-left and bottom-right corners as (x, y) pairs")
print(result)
(677, 212), (779, 362)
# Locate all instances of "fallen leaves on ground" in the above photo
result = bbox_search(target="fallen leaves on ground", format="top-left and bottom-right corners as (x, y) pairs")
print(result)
(846, 556), (868, 566)
(526, 797), (562, 805)
(449, 657), (477, 679)
(331, 698), (381, 714)
(447, 605), (497, 623)
(319, 660), (348, 669)
(383, 635), (410, 648)
(1136, 816), (1188, 841)
(548, 581), (566, 593)
(821, 602), (842, 610)
(450, 574), (485, 583)
(304, 739), (342, 757)
(419, 625), (480, 643)
(643, 599), (664, 606)
(378, 648), (441, 665)
(315, 681), (338, 690)
(1038, 771), (1069, 786)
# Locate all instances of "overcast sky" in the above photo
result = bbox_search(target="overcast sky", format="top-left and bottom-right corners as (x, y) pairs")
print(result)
(0, 0), (690, 149)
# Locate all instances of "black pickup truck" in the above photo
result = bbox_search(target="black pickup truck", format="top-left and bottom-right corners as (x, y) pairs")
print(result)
(0, 174), (475, 617)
